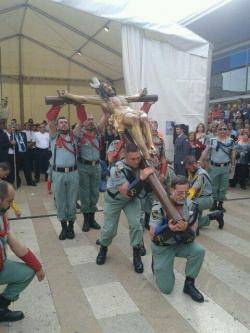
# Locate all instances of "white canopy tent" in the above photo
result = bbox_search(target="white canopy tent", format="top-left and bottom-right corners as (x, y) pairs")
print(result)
(0, 0), (211, 151)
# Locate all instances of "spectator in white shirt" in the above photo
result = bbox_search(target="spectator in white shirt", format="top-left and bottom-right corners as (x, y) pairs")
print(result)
(34, 124), (50, 183)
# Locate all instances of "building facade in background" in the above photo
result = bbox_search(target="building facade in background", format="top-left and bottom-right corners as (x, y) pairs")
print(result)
(181, 0), (250, 105)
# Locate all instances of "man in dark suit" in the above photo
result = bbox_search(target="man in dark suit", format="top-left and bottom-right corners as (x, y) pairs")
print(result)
(11, 125), (36, 187)
(0, 119), (11, 163)
(174, 124), (189, 176)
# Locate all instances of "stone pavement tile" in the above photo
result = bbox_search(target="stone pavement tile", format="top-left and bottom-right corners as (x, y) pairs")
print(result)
(74, 262), (117, 288)
(81, 222), (196, 333)
(8, 277), (61, 333)
(50, 217), (92, 248)
(143, 265), (249, 333)
(203, 228), (250, 258)
(10, 219), (39, 254)
(99, 312), (155, 333)
(29, 201), (102, 333)
(65, 245), (98, 266)
(174, 258), (250, 330)
(202, 249), (250, 301)
(198, 234), (250, 274)
(84, 281), (139, 320)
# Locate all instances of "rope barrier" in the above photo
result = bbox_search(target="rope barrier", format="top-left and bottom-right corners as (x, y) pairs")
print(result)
(9, 209), (104, 221)
(8, 197), (250, 221)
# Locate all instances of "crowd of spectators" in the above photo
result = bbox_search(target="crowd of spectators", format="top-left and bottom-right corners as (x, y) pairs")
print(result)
(0, 118), (50, 188)
(174, 100), (250, 190)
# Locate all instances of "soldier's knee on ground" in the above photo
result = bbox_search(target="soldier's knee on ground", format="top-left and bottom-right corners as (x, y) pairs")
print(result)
(156, 278), (175, 295)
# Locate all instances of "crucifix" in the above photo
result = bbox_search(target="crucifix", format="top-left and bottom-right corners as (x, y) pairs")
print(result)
(45, 77), (182, 222)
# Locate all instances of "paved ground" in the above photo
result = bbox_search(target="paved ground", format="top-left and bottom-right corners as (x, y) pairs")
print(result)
(0, 183), (250, 333)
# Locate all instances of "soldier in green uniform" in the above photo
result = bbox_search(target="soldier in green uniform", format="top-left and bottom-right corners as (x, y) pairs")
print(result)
(47, 106), (79, 240)
(150, 176), (205, 303)
(199, 122), (236, 212)
(96, 143), (154, 273)
(74, 114), (107, 232)
(184, 156), (224, 232)
(0, 181), (45, 322)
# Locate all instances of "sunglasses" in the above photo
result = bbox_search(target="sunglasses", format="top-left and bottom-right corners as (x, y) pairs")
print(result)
(218, 128), (227, 131)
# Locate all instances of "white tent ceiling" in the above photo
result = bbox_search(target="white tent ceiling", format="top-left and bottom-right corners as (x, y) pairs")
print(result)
(0, 0), (209, 82)
(0, 0), (124, 81)
(0, 0), (210, 137)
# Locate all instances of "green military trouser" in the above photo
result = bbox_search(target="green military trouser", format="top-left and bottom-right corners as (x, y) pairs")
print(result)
(209, 165), (229, 201)
(52, 170), (79, 222)
(100, 192), (143, 248)
(194, 196), (214, 228)
(78, 162), (101, 213)
(0, 259), (35, 301)
(152, 241), (205, 294)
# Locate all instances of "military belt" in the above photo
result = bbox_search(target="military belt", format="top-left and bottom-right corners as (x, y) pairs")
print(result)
(211, 161), (230, 167)
(79, 157), (100, 166)
(53, 165), (77, 173)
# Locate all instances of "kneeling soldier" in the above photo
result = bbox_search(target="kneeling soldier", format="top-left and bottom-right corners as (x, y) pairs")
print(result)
(184, 156), (224, 233)
(150, 176), (205, 302)
(0, 181), (45, 322)
(96, 143), (154, 273)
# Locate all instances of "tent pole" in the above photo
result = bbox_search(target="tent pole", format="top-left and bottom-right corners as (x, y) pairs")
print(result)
(18, 35), (24, 126)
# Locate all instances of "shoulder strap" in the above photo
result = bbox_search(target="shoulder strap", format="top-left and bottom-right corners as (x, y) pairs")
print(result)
(80, 129), (100, 151)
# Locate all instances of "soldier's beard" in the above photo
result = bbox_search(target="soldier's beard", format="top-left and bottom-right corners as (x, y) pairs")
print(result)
(170, 195), (185, 206)
(59, 129), (70, 135)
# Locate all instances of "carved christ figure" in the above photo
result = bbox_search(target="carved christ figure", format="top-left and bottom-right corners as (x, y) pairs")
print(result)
(57, 78), (156, 160)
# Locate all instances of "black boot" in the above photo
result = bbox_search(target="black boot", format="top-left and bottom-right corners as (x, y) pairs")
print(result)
(133, 247), (144, 273)
(144, 212), (150, 230)
(196, 227), (200, 236)
(183, 277), (204, 303)
(89, 213), (101, 230)
(0, 295), (24, 322)
(96, 245), (108, 265)
(82, 213), (90, 232)
(208, 210), (224, 229)
(59, 221), (67, 240)
(209, 200), (217, 211)
(140, 240), (146, 256)
(67, 221), (75, 239)
(218, 201), (226, 212)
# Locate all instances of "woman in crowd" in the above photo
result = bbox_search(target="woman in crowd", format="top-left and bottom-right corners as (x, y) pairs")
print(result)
(195, 123), (207, 145)
(188, 132), (204, 160)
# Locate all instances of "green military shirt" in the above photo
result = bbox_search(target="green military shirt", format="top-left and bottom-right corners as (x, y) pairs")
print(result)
(149, 199), (198, 245)
(189, 167), (212, 197)
(209, 136), (234, 164)
(76, 128), (100, 161)
(50, 132), (77, 168)
(107, 160), (140, 195)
